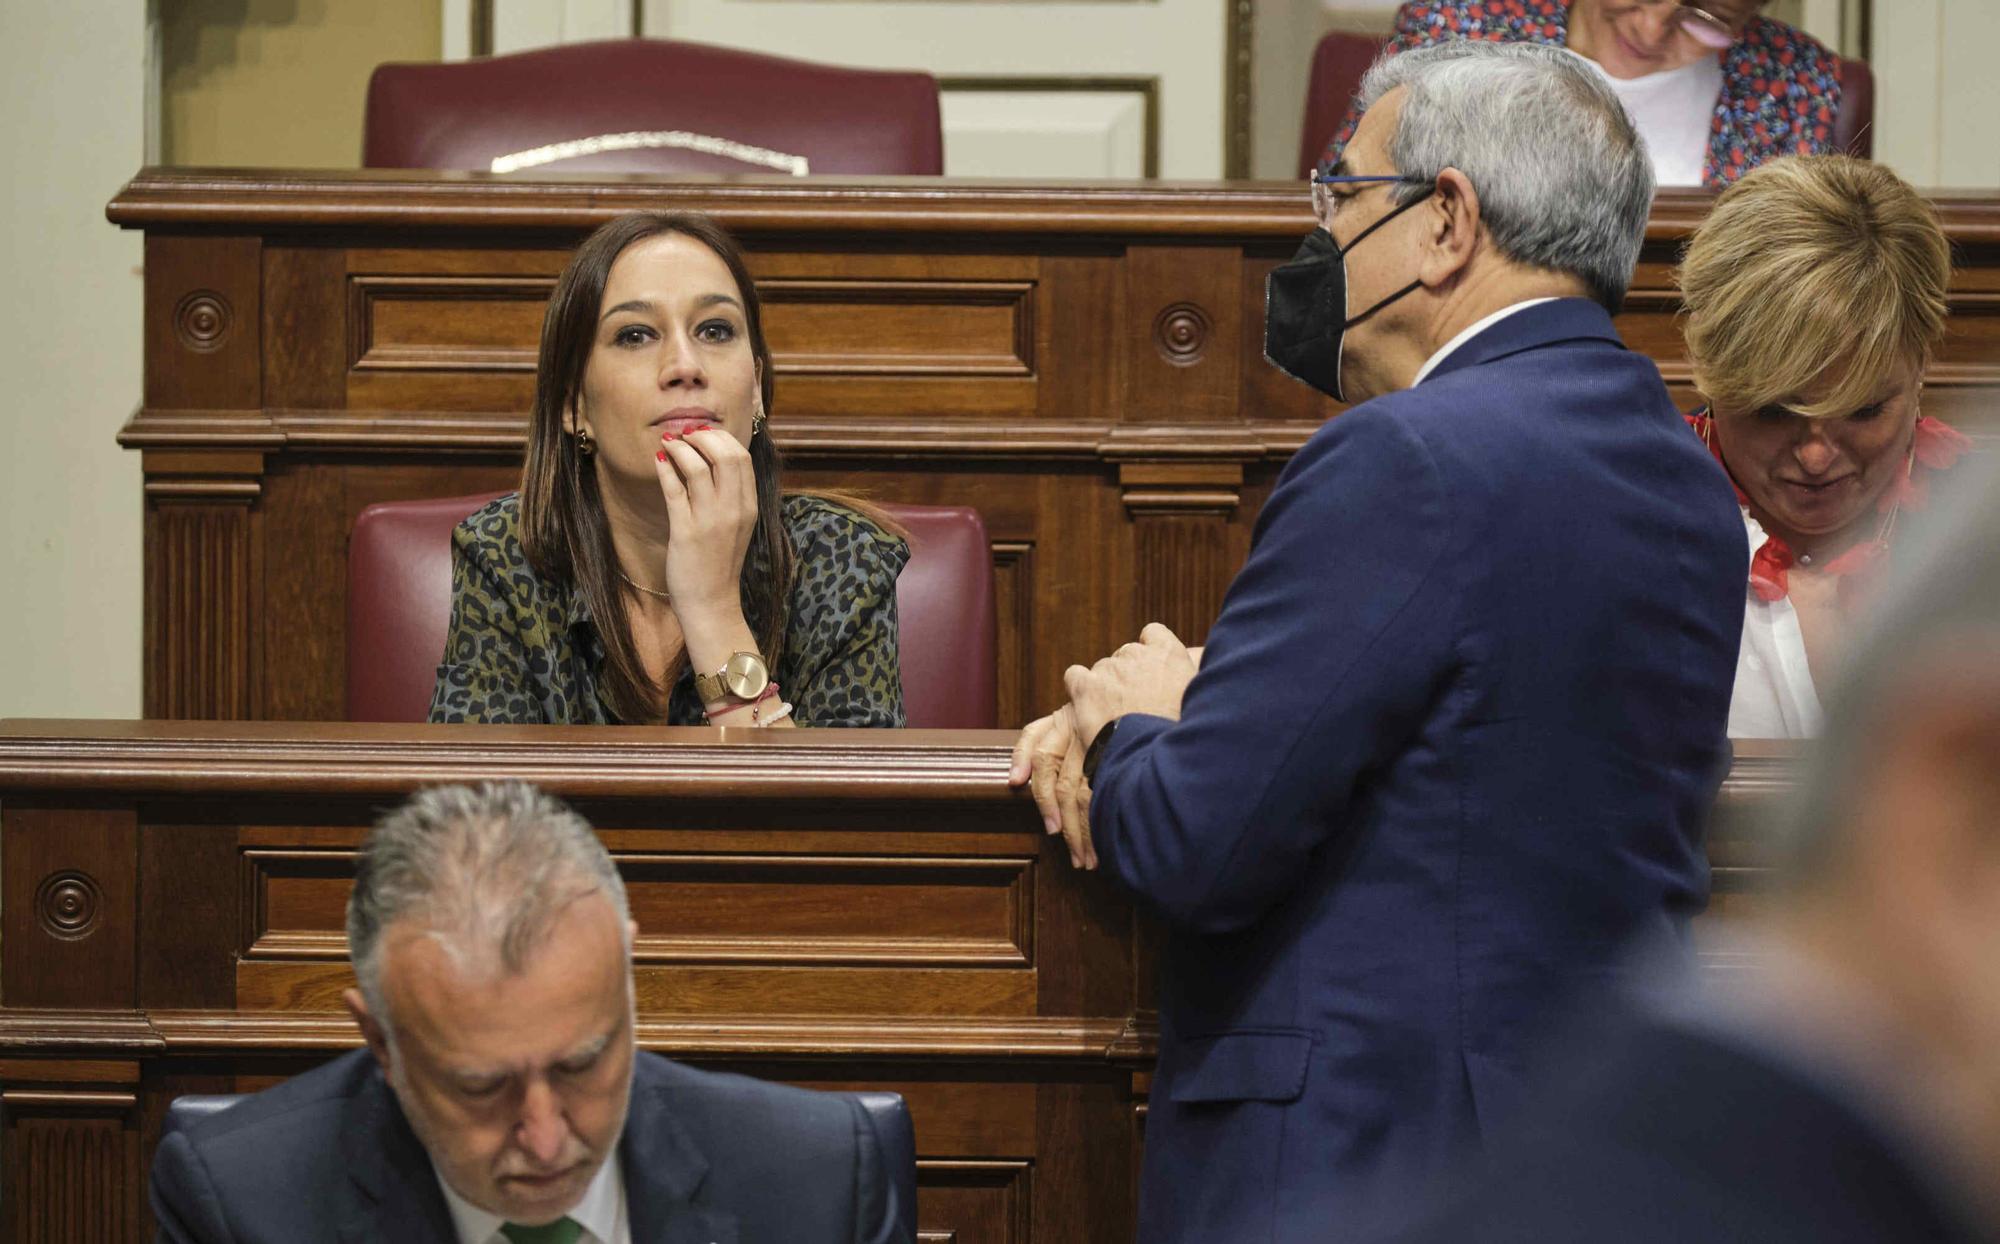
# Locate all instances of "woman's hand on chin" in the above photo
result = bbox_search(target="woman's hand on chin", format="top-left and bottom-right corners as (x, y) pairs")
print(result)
(654, 425), (758, 625)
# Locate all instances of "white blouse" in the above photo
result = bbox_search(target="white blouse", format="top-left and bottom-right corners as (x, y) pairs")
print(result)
(1587, 53), (1724, 188)
(1727, 509), (1824, 739)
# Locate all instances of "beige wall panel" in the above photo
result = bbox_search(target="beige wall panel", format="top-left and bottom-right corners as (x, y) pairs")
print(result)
(1833, 0), (1999, 189)
(647, 0), (1229, 178)
(942, 91), (1148, 178)
(1935, 0), (2000, 187)
(0, 3), (145, 717)
(492, 0), (636, 53)
(162, 0), (442, 168)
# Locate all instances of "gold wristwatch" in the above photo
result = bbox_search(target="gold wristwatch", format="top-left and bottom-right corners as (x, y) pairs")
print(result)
(695, 651), (770, 705)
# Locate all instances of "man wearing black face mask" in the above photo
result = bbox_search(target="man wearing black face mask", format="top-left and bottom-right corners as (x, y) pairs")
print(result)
(1263, 172), (1435, 403)
(1011, 39), (1747, 1244)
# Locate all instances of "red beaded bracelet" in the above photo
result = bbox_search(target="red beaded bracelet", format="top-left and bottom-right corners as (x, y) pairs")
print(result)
(703, 681), (780, 723)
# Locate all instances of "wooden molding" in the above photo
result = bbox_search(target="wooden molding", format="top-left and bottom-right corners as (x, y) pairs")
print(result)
(0, 1090), (138, 1110)
(1224, 0), (1254, 178)
(0, 1013), (163, 1055)
(0, 722), (1026, 799)
(1119, 462), (1244, 516)
(103, 174), (2000, 241)
(0, 716), (1805, 810)
(130, 1009), (1153, 1059)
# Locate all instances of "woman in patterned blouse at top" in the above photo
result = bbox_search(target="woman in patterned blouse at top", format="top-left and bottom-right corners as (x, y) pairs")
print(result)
(1320, 1), (1843, 188)
(1679, 155), (1968, 738)
(428, 212), (910, 727)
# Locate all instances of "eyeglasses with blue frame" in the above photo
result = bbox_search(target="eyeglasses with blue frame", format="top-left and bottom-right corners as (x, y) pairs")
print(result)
(1310, 172), (1435, 218)
(1310, 174), (1432, 187)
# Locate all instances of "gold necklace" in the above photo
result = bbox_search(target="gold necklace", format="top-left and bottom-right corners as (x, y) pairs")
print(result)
(618, 570), (672, 602)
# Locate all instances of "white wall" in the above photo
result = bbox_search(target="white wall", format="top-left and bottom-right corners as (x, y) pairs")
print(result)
(1875, 0), (2000, 189)
(649, 0), (1227, 178)
(0, 4), (145, 718)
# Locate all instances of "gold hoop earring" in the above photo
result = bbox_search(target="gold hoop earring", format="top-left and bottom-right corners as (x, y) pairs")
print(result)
(575, 427), (595, 457)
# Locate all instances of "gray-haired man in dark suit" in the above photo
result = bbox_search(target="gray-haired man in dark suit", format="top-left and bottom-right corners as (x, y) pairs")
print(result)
(151, 781), (907, 1244)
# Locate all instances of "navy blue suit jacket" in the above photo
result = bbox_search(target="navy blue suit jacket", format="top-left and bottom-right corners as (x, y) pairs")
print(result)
(149, 1049), (905, 1243)
(1089, 299), (1745, 1243)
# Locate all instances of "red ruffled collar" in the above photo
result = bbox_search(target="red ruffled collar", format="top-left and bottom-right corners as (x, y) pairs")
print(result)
(1686, 408), (1969, 604)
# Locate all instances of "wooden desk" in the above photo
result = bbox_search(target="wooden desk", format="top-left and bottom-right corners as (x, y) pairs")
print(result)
(0, 723), (1142, 1242)
(105, 172), (2000, 725)
(0, 721), (1794, 1242)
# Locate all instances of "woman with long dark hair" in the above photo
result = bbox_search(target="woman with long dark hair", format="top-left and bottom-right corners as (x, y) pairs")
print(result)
(429, 212), (907, 726)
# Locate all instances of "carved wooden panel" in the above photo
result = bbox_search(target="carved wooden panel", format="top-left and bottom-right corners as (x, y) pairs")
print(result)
(916, 1160), (1033, 1244)
(1122, 245), (1240, 424)
(1120, 462), (1245, 647)
(245, 848), (1037, 968)
(1, 1096), (141, 1243)
(1, 808), (139, 1012)
(143, 476), (260, 721)
(0, 1061), (143, 1244)
(989, 541), (1037, 732)
(762, 278), (1036, 378)
(349, 274), (549, 375)
(143, 233), (261, 416)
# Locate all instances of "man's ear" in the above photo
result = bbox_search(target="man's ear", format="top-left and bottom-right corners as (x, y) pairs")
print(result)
(344, 986), (395, 1078)
(1419, 167), (1482, 290)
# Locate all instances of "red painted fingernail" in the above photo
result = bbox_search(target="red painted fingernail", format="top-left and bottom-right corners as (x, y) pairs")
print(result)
(661, 431), (676, 442)
(694, 423), (713, 432)
(656, 450), (667, 462)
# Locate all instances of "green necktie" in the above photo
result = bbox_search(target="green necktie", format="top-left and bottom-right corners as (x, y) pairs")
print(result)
(500, 1218), (582, 1244)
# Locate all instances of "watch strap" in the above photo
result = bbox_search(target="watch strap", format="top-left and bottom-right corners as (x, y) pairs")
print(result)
(693, 668), (731, 704)
(695, 651), (769, 705)
(1081, 717), (1122, 785)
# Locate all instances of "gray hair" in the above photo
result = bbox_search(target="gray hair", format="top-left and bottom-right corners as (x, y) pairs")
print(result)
(347, 781), (630, 1027)
(1775, 454), (2000, 879)
(1355, 40), (1655, 312)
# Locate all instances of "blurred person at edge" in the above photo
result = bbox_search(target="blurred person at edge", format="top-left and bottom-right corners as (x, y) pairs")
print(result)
(150, 782), (908, 1244)
(1400, 455), (2000, 1244)
(1678, 154), (1968, 738)
(1011, 40), (1745, 1244)
(1319, 0), (1843, 188)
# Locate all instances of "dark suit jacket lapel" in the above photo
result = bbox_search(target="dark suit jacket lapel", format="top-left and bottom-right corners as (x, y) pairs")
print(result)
(622, 1053), (738, 1244)
(336, 1064), (459, 1244)
(1422, 297), (1625, 385)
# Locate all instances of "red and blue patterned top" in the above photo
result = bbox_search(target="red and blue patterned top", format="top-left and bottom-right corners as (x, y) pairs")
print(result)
(1319, 0), (1844, 187)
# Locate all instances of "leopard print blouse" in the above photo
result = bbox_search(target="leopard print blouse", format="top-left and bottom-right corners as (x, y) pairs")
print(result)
(428, 492), (908, 726)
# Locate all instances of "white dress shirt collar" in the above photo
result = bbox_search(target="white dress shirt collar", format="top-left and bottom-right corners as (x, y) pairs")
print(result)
(433, 1151), (629, 1244)
(1412, 297), (1561, 387)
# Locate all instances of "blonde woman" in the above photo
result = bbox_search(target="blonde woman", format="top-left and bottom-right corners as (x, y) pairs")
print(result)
(1680, 155), (1968, 737)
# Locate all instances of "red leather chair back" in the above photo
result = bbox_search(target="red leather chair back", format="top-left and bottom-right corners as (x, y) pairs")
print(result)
(347, 492), (505, 725)
(1832, 56), (1873, 159)
(346, 495), (997, 727)
(364, 39), (943, 176)
(1298, 36), (1875, 176)
(1297, 31), (1386, 180)
(877, 503), (997, 730)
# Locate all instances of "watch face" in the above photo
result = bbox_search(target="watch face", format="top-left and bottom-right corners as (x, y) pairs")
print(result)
(721, 651), (769, 700)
